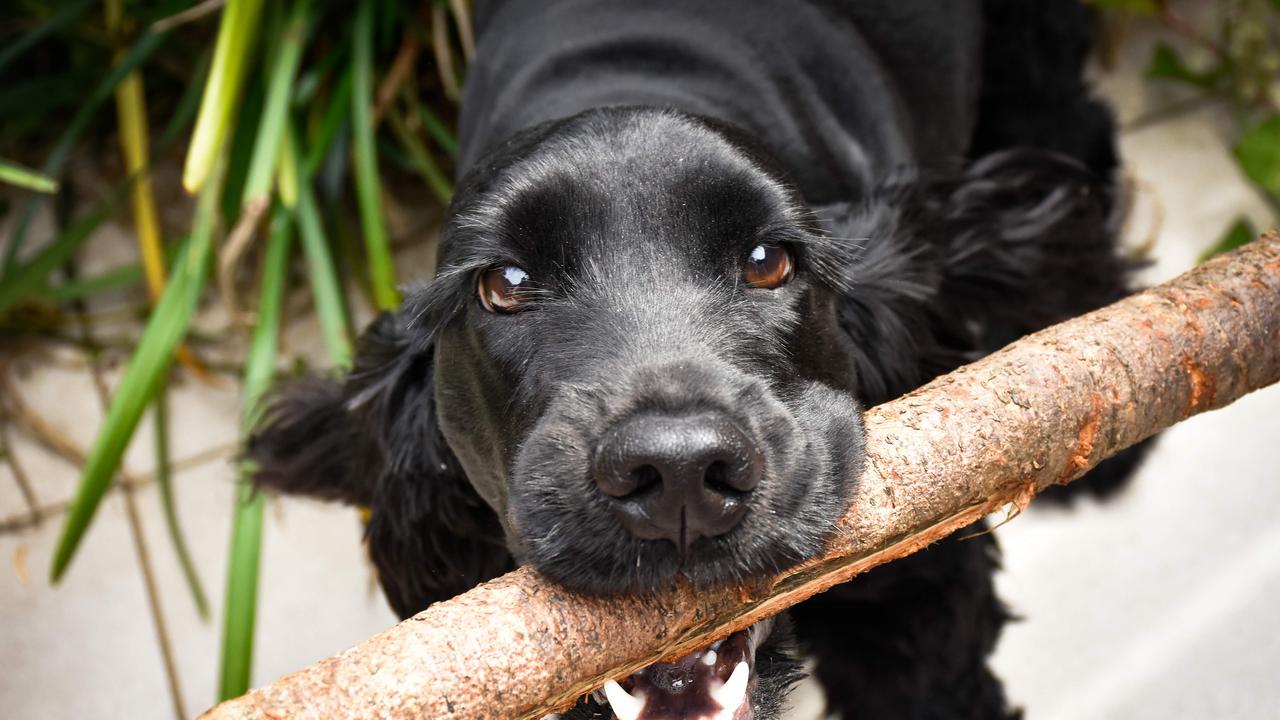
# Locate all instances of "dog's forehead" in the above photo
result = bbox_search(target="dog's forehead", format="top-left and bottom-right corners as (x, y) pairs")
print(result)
(442, 110), (805, 272)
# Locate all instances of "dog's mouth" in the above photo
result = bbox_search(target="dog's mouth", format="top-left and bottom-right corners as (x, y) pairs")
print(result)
(585, 622), (766, 720)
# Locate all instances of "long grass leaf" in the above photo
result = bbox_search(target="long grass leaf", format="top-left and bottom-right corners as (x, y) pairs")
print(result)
(33, 263), (145, 304)
(218, 478), (264, 700)
(386, 106), (452, 203)
(153, 389), (211, 619)
(107, 0), (209, 377)
(406, 92), (459, 158)
(275, 128), (299, 211)
(0, 159), (59, 194)
(220, 74), (267, 227)
(303, 66), (353, 177)
(240, 0), (311, 209)
(351, 1), (400, 311)
(106, 0), (166, 301)
(218, 203), (293, 700)
(0, 207), (110, 316)
(183, 0), (266, 193)
(114, 71), (167, 298)
(161, 47), (214, 147)
(49, 156), (226, 582)
(4, 28), (169, 275)
(290, 129), (354, 367)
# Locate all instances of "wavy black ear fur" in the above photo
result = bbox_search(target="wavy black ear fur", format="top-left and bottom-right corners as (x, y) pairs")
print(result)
(819, 148), (1150, 501)
(247, 312), (513, 618)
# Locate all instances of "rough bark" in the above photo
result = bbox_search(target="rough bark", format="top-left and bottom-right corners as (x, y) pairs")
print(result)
(202, 232), (1280, 720)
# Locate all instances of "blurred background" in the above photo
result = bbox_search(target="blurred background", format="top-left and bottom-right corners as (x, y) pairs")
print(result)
(0, 1), (1277, 718)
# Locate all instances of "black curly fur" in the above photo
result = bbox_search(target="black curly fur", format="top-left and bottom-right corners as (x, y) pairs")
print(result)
(249, 314), (513, 616)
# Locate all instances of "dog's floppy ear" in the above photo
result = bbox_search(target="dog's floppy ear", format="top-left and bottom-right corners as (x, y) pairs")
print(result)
(811, 196), (957, 407)
(248, 312), (512, 618)
(818, 148), (1149, 501)
(816, 148), (1134, 406)
(246, 368), (381, 509)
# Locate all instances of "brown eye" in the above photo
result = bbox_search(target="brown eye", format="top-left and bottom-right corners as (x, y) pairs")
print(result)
(478, 265), (533, 313)
(743, 244), (794, 289)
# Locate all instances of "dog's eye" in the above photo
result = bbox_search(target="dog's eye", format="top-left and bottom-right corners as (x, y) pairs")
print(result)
(478, 265), (534, 313)
(743, 244), (794, 289)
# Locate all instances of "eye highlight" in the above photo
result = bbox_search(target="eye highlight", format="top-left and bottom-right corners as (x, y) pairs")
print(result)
(478, 265), (534, 313)
(743, 244), (794, 289)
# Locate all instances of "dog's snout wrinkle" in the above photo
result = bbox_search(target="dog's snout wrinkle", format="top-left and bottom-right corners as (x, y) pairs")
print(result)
(593, 412), (761, 548)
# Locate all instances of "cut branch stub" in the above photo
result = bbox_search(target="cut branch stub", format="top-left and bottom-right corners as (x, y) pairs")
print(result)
(201, 232), (1280, 720)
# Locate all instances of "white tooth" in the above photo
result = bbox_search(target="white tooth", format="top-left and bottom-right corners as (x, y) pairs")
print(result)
(710, 661), (749, 715)
(702, 649), (717, 666)
(602, 679), (645, 720)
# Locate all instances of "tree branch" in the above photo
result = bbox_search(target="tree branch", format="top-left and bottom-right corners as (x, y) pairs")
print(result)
(202, 232), (1280, 720)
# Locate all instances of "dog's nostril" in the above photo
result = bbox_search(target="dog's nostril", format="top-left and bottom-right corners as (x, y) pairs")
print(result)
(703, 460), (735, 495)
(627, 464), (663, 496)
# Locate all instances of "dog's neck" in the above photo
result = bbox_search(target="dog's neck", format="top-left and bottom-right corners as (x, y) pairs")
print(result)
(457, 0), (983, 205)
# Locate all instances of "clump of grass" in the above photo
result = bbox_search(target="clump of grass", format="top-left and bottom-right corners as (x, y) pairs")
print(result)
(1, 0), (468, 708)
(1092, 0), (1280, 258)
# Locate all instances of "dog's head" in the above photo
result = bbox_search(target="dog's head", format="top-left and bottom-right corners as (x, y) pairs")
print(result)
(413, 107), (865, 595)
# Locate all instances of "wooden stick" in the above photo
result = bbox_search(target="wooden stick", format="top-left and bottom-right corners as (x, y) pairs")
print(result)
(202, 232), (1280, 720)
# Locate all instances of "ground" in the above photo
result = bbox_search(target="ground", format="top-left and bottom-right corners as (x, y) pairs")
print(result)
(2, 18), (1278, 720)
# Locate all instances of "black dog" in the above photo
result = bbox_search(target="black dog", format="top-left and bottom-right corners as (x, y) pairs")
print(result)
(250, 1), (1149, 717)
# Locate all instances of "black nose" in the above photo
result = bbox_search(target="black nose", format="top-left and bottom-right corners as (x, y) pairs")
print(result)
(593, 413), (762, 548)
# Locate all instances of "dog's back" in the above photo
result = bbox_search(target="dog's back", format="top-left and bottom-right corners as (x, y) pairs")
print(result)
(461, 0), (984, 203)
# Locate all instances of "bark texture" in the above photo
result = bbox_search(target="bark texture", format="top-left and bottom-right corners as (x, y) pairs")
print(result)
(202, 232), (1280, 720)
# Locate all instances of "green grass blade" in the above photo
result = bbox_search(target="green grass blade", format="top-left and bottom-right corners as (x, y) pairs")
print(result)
(0, 159), (59, 193)
(303, 66), (354, 177)
(49, 157), (226, 583)
(240, 0), (311, 209)
(293, 36), (349, 106)
(161, 47), (214, 147)
(34, 263), (145, 304)
(219, 481), (263, 700)
(0, 206), (111, 316)
(0, 0), (96, 75)
(220, 74), (267, 223)
(351, 1), (400, 311)
(386, 107), (452, 203)
(106, 0), (168, 303)
(290, 128), (354, 367)
(407, 93), (458, 158)
(218, 202), (293, 700)
(275, 127), (299, 210)
(183, 0), (266, 193)
(153, 388), (211, 619)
